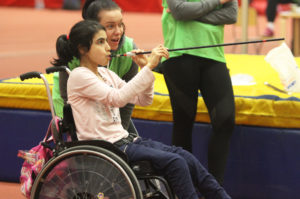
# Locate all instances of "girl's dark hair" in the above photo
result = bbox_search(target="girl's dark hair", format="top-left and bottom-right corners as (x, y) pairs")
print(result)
(82, 0), (121, 21)
(51, 20), (105, 67)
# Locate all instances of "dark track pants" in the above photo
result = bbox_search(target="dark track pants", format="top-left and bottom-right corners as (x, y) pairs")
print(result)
(161, 54), (235, 184)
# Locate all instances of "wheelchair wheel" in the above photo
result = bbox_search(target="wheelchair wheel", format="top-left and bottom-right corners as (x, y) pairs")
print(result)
(30, 145), (143, 199)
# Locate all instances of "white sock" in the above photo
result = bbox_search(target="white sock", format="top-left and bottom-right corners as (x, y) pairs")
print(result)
(267, 22), (274, 30)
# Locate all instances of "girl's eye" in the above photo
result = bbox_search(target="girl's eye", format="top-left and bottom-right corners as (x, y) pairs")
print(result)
(96, 39), (105, 44)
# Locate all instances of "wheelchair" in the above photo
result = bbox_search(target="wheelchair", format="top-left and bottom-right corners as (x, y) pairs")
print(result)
(20, 67), (175, 199)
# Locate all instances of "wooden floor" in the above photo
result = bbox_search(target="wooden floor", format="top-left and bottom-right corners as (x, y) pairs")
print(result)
(0, 5), (294, 199)
(0, 181), (26, 199)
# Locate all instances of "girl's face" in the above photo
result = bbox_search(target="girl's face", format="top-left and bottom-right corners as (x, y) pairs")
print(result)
(83, 29), (111, 67)
(98, 9), (124, 51)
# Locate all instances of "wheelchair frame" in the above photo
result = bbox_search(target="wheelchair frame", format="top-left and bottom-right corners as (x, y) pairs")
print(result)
(19, 67), (175, 199)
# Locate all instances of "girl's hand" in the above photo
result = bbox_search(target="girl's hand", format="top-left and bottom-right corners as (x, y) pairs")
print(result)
(147, 44), (169, 70)
(131, 49), (148, 68)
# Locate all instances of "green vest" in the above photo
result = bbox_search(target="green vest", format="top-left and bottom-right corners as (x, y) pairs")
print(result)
(52, 36), (135, 118)
(109, 36), (134, 78)
(161, 0), (225, 63)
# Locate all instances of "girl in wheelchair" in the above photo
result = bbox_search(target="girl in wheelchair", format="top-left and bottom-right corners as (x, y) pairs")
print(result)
(52, 19), (231, 199)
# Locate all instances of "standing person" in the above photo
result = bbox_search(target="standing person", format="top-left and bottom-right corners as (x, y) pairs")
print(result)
(161, 0), (238, 185)
(263, 0), (294, 37)
(53, 19), (232, 199)
(52, 0), (144, 136)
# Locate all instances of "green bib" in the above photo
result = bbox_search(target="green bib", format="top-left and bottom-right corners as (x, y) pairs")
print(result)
(161, 0), (225, 63)
(109, 36), (134, 78)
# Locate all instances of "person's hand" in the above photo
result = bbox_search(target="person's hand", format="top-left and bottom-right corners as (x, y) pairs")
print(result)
(131, 49), (149, 68)
(220, 0), (233, 4)
(147, 44), (169, 70)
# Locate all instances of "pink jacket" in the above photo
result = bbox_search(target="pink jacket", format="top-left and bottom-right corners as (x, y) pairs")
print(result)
(67, 66), (154, 143)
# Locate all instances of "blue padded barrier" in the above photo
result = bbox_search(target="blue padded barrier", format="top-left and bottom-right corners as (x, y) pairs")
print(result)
(0, 108), (51, 182)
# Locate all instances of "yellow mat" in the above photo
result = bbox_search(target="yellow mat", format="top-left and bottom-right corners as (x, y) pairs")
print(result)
(1, 54), (300, 128)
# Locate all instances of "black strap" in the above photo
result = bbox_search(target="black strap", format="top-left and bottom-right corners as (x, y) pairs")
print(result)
(114, 134), (136, 147)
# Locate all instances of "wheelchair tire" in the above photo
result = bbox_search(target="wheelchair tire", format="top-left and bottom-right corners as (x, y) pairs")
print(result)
(30, 145), (143, 199)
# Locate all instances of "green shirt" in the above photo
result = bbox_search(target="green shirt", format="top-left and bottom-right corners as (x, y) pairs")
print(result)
(161, 0), (225, 63)
(109, 36), (134, 78)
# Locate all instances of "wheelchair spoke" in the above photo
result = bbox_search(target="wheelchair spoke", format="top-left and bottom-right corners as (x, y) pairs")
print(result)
(39, 176), (75, 199)
(78, 154), (87, 194)
(64, 157), (80, 196)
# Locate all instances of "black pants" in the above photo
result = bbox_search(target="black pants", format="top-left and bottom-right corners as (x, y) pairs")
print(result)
(266, 0), (293, 22)
(161, 54), (235, 184)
